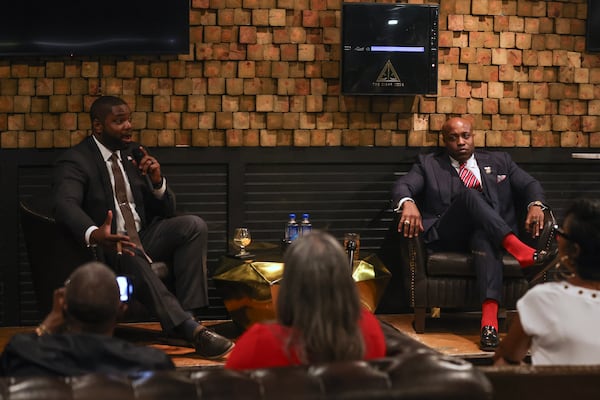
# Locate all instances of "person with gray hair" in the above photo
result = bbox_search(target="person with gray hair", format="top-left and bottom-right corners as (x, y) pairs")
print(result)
(225, 231), (386, 370)
(0, 262), (174, 376)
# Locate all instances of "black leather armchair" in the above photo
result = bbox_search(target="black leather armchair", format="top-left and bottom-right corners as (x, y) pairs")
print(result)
(20, 195), (94, 318)
(390, 208), (556, 333)
(19, 195), (168, 322)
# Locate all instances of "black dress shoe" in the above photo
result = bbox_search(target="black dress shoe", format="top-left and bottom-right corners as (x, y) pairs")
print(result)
(479, 325), (499, 352)
(193, 327), (235, 360)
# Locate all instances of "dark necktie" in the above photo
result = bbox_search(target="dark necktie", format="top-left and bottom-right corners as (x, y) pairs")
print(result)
(459, 162), (482, 191)
(109, 152), (152, 262)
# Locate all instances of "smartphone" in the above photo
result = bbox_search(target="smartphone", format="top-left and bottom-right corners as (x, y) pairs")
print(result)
(116, 275), (133, 302)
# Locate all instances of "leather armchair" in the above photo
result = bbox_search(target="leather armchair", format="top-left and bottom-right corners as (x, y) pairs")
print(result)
(392, 208), (556, 333)
(19, 195), (168, 322)
(20, 195), (94, 318)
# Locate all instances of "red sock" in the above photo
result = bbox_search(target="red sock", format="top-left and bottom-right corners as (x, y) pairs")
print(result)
(501, 233), (535, 267)
(481, 299), (499, 330)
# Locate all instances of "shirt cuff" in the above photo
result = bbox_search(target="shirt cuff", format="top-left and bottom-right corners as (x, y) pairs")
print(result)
(85, 226), (98, 245)
(527, 200), (547, 211)
(153, 177), (167, 198)
(394, 197), (415, 213)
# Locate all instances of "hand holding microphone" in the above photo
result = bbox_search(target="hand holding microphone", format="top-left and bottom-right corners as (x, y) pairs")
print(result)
(132, 146), (163, 190)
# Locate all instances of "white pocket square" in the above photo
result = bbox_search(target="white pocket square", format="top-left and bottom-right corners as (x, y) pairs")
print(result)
(496, 174), (507, 183)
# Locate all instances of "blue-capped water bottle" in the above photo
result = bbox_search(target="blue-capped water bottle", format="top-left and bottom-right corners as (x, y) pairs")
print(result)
(300, 213), (312, 236)
(285, 213), (299, 242)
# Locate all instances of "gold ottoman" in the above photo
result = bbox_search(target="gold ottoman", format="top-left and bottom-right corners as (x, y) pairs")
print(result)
(213, 251), (391, 330)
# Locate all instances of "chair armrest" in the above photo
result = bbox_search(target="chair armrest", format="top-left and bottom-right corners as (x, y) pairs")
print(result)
(394, 216), (429, 307)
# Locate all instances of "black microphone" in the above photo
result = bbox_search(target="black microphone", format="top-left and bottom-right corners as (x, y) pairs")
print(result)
(131, 147), (144, 164)
(131, 147), (154, 190)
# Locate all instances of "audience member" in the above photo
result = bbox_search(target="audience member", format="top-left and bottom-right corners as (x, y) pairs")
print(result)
(493, 198), (600, 365)
(392, 116), (555, 351)
(52, 95), (233, 359)
(0, 262), (175, 376)
(225, 231), (386, 370)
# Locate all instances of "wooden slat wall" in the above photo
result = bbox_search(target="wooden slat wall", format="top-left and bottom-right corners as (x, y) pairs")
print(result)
(243, 163), (401, 252)
(1, 147), (599, 326)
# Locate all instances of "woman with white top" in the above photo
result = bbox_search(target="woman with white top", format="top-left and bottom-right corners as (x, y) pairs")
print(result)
(493, 197), (600, 365)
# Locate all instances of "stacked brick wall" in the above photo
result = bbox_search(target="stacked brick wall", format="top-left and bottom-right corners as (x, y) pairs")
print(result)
(0, 0), (598, 148)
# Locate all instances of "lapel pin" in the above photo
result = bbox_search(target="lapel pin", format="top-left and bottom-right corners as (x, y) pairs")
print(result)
(484, 166), (492, 174)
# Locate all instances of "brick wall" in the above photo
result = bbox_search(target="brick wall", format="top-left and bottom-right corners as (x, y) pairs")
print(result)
(0, 0), (599, 149)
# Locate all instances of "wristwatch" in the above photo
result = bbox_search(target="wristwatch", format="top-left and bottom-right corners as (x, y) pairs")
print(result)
(529, 200), (548, 211)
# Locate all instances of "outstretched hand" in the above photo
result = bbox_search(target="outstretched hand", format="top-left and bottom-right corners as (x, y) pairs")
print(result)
(89, 210), (137, 256)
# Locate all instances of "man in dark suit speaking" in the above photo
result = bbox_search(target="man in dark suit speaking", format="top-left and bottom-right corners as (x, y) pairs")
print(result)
(52, 96), (233, 359)
(392, 117), (554, 351)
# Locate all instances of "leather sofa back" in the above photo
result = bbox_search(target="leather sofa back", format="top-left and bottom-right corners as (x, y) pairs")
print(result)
(0, 354), (492, 400)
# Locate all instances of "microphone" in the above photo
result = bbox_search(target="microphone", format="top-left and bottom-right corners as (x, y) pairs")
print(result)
(131, 147), (154, 190)
(131, 147), (145, 164)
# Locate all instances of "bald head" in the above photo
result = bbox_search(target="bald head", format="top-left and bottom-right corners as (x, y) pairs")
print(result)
(64, 262), (121, 326)
(441, 117), (475, 163)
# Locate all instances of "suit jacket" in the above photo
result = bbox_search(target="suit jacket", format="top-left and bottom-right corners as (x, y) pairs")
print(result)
(53, 136), (176, 246)
(392, 150), (545, 243)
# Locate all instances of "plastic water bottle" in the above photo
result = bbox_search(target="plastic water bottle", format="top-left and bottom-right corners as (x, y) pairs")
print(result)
(285, 213), (299, 242)
(300, 213), (312, 236)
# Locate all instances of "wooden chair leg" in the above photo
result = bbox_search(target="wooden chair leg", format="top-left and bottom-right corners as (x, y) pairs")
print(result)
(498, 307), (508, 332)
(414, 307), (426, 333)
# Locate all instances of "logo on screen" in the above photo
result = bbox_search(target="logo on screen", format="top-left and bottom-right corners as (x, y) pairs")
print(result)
(373, 60), (405, 87)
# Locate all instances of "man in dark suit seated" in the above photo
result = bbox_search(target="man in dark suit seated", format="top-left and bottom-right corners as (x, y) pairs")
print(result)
(392, 117), (554, 351)
(52, 96), (233, 359)
(0, 262), (175, 376)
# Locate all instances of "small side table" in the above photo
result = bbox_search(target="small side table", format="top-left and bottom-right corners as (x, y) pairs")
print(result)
(213, 243), (391, 330)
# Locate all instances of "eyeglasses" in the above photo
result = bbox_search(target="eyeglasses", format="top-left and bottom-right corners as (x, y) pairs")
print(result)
(555, 225), (575, 242)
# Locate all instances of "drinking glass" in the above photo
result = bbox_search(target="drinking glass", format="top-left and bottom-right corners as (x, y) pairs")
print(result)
(233, 227), (252, 256)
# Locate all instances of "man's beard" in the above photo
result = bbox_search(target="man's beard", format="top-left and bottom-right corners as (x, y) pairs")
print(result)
(98, 133), (129, 151)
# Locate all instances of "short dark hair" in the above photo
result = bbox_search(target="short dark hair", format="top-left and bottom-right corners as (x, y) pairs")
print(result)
(89, 96), (127, 124)
(64, 262), (121, 329)
(563, 198), (600, 280)
(277, 230), (364, 363)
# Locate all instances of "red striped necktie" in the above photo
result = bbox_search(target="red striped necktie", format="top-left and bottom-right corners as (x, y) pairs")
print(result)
(459, 162), (482, 191)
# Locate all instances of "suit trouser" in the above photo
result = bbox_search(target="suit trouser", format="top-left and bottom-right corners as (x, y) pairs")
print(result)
(427, 189), (514, 303)
(113, 215), (209, 332)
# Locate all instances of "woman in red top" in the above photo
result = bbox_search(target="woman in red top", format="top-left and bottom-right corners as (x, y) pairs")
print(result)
(225, 231), (386, 370)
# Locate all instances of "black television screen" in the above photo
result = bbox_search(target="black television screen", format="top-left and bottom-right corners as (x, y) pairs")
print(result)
(586, 0), (600, 52)
(0, 0), (189, 57)
(341, 3), (438, 95)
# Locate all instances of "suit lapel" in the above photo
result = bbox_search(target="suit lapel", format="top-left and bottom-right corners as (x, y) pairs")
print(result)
(433, 153), (459, 207)
(86, 137), (115, 208)
(475, 152), (499, 209)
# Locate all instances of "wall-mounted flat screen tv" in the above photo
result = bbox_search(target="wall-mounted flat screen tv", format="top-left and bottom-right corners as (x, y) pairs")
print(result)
(586, 0), (600, 52)
(0, 0), (189, 57)
(341, 3), (439, 95)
